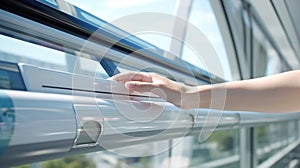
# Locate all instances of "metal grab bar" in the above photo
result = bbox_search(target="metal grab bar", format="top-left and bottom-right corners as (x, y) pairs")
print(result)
(1, 89), (300, 167)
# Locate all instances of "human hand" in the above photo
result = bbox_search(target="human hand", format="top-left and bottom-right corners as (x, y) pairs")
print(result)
(110, 72), (192, 107)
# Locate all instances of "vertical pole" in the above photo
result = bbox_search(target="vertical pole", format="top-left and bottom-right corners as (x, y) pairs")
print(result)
(240, 127), (256, 168)
(250, 127), (257, 168)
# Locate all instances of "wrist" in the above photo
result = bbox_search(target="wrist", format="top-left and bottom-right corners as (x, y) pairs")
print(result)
(181, 85), (212, 109)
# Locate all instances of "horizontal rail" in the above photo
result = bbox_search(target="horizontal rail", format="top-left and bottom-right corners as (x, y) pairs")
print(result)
(1, 88), (300, 167)
(238, 111), (300, 127)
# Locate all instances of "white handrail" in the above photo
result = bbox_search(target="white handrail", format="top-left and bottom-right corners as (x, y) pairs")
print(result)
(1, 89), (300, 167)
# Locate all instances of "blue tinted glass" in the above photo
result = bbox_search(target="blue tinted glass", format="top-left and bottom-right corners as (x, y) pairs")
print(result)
(0, 62), (26, 91)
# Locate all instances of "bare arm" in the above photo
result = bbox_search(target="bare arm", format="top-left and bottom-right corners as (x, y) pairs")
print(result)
(111, 71), (300, 112)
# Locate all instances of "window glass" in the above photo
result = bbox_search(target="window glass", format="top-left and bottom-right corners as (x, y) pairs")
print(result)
(90, 143), (169, 168)
(15, 141), (170, 168)
(15, 131), (240, 168)
(0, 35), (66, 70)
(64, 0), (177, 22)
(224, 0), (286, 78)
(14, 154), (96, 168)
(223, 0), (252, 79)
(224, 0), (249, 61)
(63, 0), (178, 52)
(191, 130), (239, 166)
(0, 62), (26, 90)
(136, 34), (173, 54)
(182, 0), (232, 80)
(224, 0), (245, 47)
(252, 21), (283, 77)
(169, 129), (239, 167)
(256, 122), (296, 165)
(0, 34), (108, 79)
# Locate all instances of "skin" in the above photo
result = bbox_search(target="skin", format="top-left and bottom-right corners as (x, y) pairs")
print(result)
(111, 70), (300, 113)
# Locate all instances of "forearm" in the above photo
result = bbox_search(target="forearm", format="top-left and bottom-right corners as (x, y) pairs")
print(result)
(111, 71), (300, 112)
(183, 70), (300, 112)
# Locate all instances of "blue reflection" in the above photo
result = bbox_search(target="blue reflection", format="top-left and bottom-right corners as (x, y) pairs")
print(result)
(0, 91), (15, 155)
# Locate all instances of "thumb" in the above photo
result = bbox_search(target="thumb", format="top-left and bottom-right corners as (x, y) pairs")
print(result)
(125, 81), (157, 93)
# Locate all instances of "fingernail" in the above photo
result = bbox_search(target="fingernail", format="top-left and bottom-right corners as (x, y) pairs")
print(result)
(125, 82), (134, 89)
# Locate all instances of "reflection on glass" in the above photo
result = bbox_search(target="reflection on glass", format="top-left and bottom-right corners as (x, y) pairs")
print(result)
(63, 0), (177, 52)
(14, 129), (239, 168)
(190, 130), (239, 166)
(0, 34), (108, 79)
(182, 0), (232, 80)
(256, 122), (296, 164)
(0, 69), (25, 90)
(252, 21), (282, 77)
(0, 70), (10, 89)
(15, 141), (170, 168)
(64, 0), (177, 22)
(14, 155), (96, 168)
(168, 129), (239, 168)
(0, 62), (26, 90)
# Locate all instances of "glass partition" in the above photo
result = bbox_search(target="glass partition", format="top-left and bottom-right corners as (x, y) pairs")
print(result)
(182, 0), (232, 81)
(0, 34), (108, 79)
(256, 121), (297, 164)
(51, 0), (179, 53)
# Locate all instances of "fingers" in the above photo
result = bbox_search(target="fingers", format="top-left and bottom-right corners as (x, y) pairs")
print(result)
(125, 81), (157, 93)
(125, 81), (167, 100)
(110, 72), (183, 105)
(110, 72), (153, 83)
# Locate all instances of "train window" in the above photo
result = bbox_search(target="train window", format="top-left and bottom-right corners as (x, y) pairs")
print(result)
(181, 0), (232, 80)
